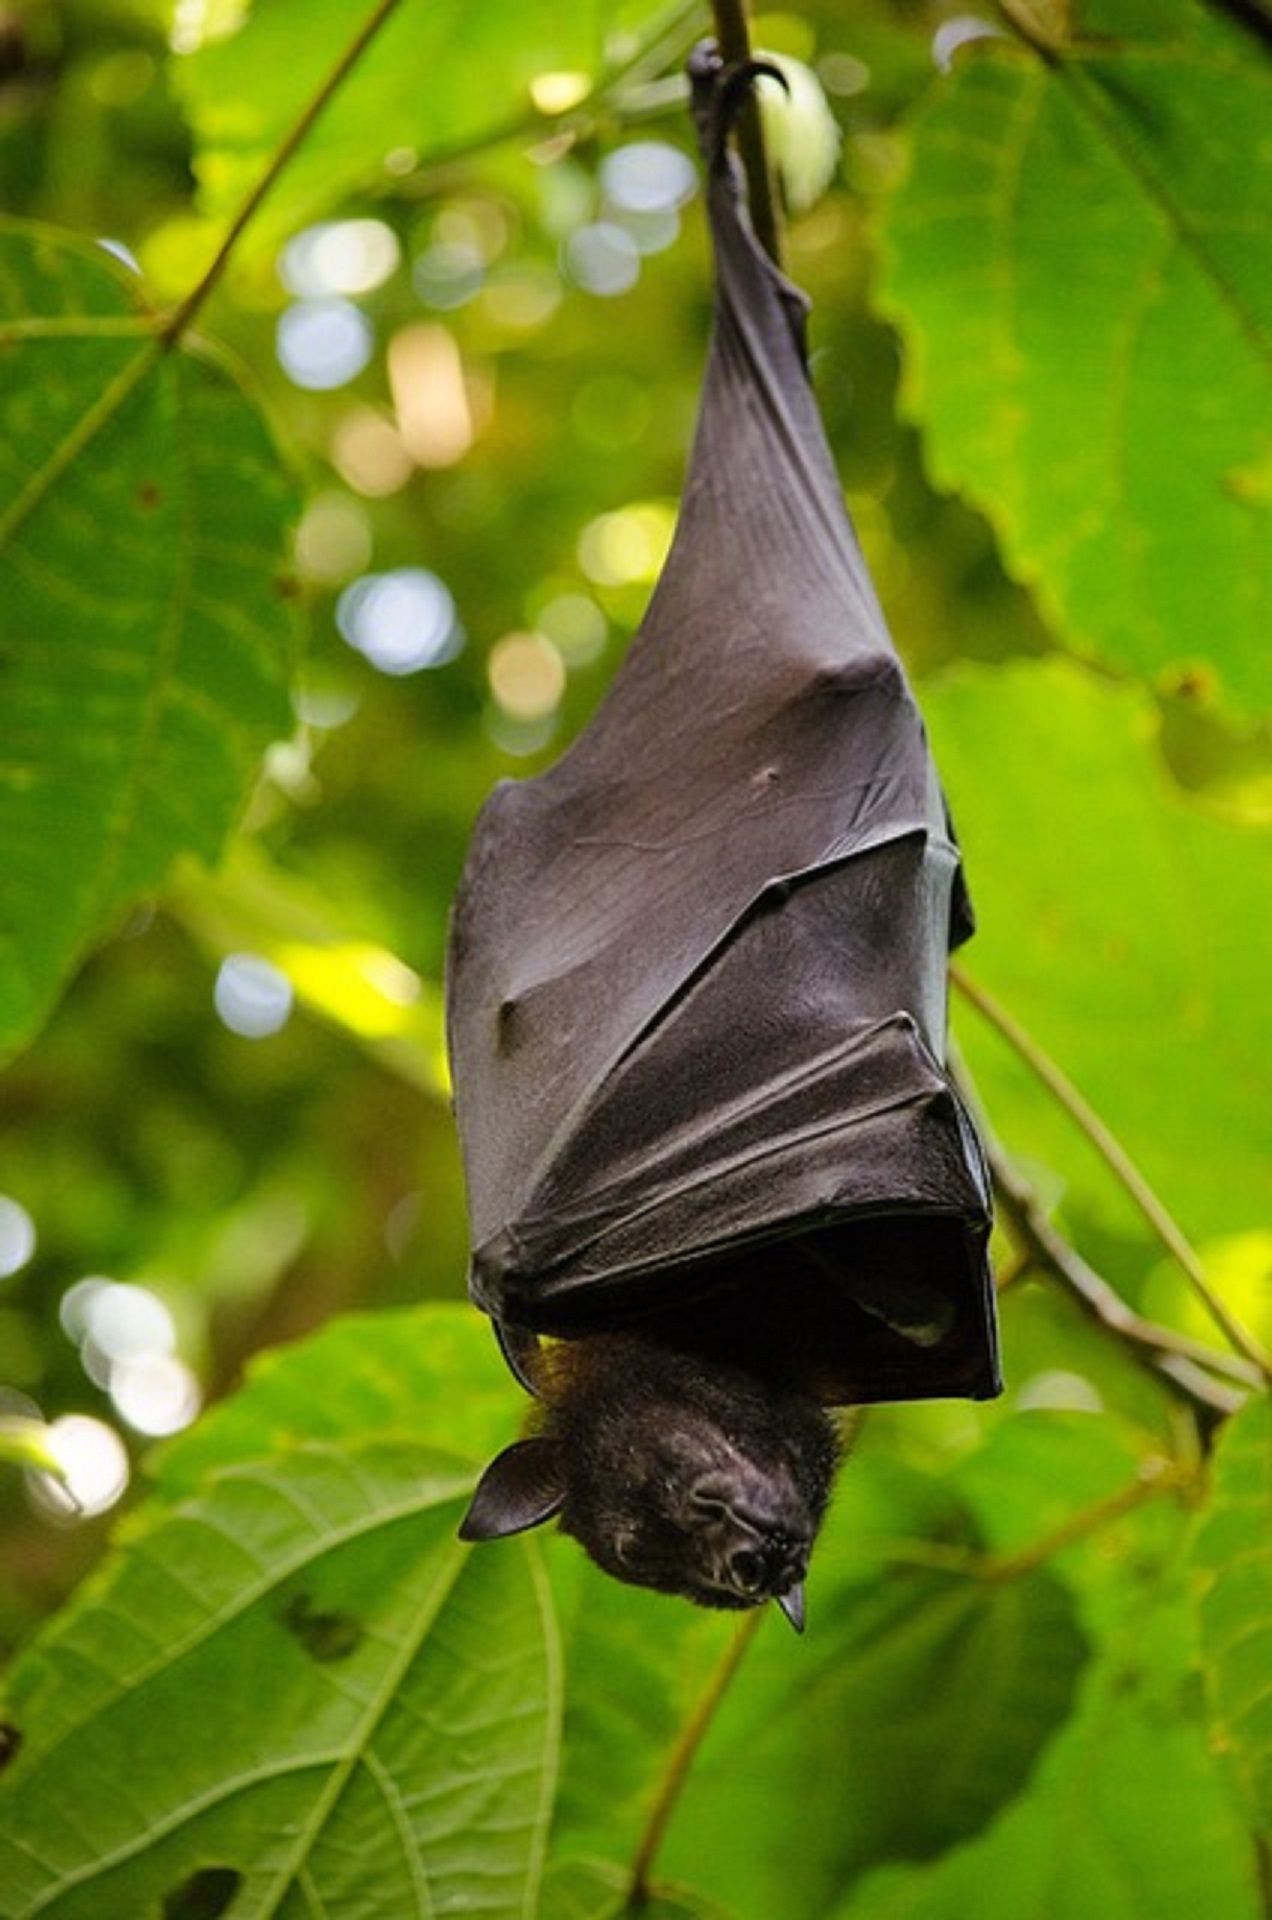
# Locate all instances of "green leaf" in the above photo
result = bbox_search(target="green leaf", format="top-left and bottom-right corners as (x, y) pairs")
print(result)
(150, 1302), (518, 1500)
(829, 1549), (1262, 1920)
(659, 1565), (1086, 1920)
(547, 1457), (974, 1880)
(1190, 1394), (1272, 1834)
(0, 1310), (558, 1920)
(543, 1453), (1082, 1920)
(174, 0), (664, 253)
(924, 659), (1272, 1245)
(879, 0), (1272, 710)
(0, 220), (299, 1058)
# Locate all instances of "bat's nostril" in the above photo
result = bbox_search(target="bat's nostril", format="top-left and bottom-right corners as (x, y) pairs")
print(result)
(729, 1547), (767, 1593)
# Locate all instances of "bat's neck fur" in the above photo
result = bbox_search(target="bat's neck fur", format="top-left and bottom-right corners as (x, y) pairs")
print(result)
(539, 1331), (833, 1451)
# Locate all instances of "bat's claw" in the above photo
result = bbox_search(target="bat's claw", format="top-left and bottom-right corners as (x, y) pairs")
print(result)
(494, 1317), (544, 1397)
(688, 38), (789, 172)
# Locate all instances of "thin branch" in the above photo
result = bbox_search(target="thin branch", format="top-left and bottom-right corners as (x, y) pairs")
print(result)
(710, 0), (784, 266)
(986, 1136), (1256, 1416)
(626, 1609), (764, 1907)
(976, 1455), (1197, 1581)
(882, 1455), (1196, 1582)
(159, 0), (407, 347)
(952, 964), (1272, 1380)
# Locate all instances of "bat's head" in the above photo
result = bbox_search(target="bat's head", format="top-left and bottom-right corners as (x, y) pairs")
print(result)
(459, 1335), (838, 1626)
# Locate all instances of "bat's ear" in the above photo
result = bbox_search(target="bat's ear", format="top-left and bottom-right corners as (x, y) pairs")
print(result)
(458, 1438), (566, 1542)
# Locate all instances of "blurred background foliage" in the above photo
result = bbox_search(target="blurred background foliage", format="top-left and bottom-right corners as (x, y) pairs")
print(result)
(0, 1), (1269, 1915)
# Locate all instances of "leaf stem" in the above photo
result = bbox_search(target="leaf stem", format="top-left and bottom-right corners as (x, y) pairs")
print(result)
(977, 1455), (1196, 1581)
(626, 1609), (764, 1906)
(159, 0), (407, 347)
(710, 0), (783, 266)
(986, 1138), (1257, 1411)
(951, 964), (1272, 1380)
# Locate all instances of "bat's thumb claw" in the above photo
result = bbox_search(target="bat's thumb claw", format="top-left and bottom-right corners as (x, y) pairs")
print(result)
(688, 39), (787, 171)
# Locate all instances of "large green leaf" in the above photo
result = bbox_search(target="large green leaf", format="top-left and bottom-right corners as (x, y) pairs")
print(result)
(547, 1457), (973, 1881)
(0, 1309), (558, 1920)
(829, 1552), (1262, 1920)
(1190, 1394), (1272, 1834)
(0, 220), (298, 1058)
(924, 659), (1272, 1247)
(879, 0), (1272, 710)
(174, 0), (669, 253)
(651, 1471), (1087, 1920)
(149, 1303), (516, 1500)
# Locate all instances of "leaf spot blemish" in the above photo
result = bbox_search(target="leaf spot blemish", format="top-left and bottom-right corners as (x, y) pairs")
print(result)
(161, 1866), (242, 1919)
(280, 1591), (364, 1663)
(0, 1723), (21, 1771)
(137, 481), (160, 509)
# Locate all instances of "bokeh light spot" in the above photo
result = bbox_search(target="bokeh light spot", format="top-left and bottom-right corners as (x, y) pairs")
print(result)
(59, 1277), (110, 1344)
(389, 325), (474, 468)
(215, 954), (294, 1038)
(110, 1354), (202, 1437)
(413, 241), (485, 311)
(932, 17), (1004, 71)
(563, 223), (640, 298)
(0, 1197), (36, 1279)
(330, 408), (415, 497)
(481, 265), (562, 333)
(530, 70), (591, 115)
(818, 51), (871, 97)
(601, 141), (697, 215)
(336, 568), (461, 675)
(536, 592), (607, 665)
(31, 1415), (130, 1520)
(485, 708), (558, 758)
(577, 502), (675, 586)
(488, 632), (567, 722)
(280, 219), (400, 298)
(277, 298), (373, 391)
(1015, 1370), (1105, 1414)
(294, 493), (373, 585)
(82, 1283), (176, 1366)
(96, 237), (142, 275)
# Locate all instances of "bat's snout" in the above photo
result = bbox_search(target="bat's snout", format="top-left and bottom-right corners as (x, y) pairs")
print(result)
(689, 1471), (812, 1610)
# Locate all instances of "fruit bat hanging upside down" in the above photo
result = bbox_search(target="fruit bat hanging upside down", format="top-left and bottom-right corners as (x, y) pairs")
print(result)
(445, 45), (999, 1630)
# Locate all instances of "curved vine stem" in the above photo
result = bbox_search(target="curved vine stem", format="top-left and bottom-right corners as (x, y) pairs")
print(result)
(626, 1609), (765, 1907)
(951, 964), (1272, 1382)
(976, 1454), (1199, 1580)
(160, 0), (407, 348)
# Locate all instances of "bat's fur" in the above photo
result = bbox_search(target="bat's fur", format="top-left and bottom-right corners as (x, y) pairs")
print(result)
(536, 1332), (839, 1609)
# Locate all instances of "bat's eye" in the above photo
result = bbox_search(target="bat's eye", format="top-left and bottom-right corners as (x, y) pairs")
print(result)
(728, 1547), (767, 1594)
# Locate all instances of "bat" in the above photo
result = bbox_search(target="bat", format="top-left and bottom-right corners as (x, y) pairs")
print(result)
(446, 45), (1000, 1628)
